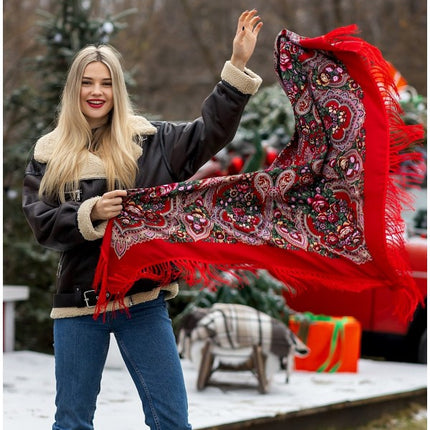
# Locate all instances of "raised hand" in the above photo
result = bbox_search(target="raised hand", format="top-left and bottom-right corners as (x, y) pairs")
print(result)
(230, 9), (263, 71)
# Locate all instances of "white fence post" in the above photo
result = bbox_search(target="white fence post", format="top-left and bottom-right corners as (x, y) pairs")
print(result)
(3, 285), (30, 352)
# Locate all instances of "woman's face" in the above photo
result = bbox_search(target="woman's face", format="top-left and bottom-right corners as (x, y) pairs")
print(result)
(80, 61), (114, 128)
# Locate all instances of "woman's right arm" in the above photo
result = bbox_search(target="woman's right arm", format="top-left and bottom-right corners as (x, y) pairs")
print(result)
(22, 159), (91, 252)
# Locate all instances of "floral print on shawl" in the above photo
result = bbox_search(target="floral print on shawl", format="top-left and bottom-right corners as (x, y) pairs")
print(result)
(113, 32), (370, 264)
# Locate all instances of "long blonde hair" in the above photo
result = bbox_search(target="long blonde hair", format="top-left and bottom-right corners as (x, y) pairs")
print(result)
(39, 44), (138, 202)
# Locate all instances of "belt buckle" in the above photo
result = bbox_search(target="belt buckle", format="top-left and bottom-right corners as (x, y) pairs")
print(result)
(83, 290), (98, 308)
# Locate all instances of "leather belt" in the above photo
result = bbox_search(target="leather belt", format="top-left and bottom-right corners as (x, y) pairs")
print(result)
(53, 279), (160, 308)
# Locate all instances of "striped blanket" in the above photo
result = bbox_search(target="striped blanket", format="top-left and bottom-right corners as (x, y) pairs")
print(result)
(188, 303), (308, 358)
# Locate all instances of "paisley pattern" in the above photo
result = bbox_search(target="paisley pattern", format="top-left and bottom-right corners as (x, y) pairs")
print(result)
(112, 32), (371, 265)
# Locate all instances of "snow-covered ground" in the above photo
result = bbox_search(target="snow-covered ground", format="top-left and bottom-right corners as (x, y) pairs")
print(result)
(3, 343), (427, 430)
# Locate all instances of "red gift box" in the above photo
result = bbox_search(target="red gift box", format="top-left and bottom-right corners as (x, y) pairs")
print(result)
(289, 313), (361, 372)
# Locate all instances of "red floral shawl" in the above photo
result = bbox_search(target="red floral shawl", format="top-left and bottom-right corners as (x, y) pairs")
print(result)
(93, 26), (424, 319)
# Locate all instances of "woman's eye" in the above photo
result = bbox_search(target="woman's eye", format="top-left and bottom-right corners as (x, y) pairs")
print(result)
(82, 80), (91, 85)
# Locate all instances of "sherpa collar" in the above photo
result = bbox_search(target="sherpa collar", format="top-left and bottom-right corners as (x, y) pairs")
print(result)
(33, 116), (157, 180)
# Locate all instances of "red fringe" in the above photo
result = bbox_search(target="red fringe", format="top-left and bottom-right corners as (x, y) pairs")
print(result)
(93, 243), (258, 319)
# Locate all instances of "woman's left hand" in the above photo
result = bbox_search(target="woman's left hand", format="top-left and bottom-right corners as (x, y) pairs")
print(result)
(230, 9), (263, 71)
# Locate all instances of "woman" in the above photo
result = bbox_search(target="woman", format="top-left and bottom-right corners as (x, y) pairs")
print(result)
(22, 9), (263, 430)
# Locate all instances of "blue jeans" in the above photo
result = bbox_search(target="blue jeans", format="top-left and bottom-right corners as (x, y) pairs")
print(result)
(52, 293), (192, 430)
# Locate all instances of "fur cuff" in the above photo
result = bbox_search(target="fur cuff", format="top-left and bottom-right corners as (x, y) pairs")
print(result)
(221, 61), (262, 95)
(77, 196), (108, 240)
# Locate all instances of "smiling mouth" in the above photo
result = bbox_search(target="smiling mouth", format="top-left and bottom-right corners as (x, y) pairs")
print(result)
(87, 100), (105, 109)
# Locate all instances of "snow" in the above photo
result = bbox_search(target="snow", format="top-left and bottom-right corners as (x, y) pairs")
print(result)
(3, 345), (427, 430)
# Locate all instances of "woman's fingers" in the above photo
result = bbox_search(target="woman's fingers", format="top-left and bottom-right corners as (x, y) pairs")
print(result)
(102, 190), (126, 212)
(91, 189), (127, 221)
(237, 9), (262, 33)
(103, 189), (128, 199)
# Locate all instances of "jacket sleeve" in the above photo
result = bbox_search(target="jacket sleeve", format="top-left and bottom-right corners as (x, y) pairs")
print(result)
(156, 61), (262, 182)
(22, 159), (105, 252)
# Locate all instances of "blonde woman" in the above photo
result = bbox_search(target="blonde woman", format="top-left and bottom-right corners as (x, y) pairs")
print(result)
(23, 10), (262, 430)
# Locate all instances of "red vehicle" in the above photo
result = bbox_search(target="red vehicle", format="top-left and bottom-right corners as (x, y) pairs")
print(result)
(284, 209), (427, 364)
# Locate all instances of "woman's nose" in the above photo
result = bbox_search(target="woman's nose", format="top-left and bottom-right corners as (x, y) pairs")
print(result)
(91, 84), (103, 94)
